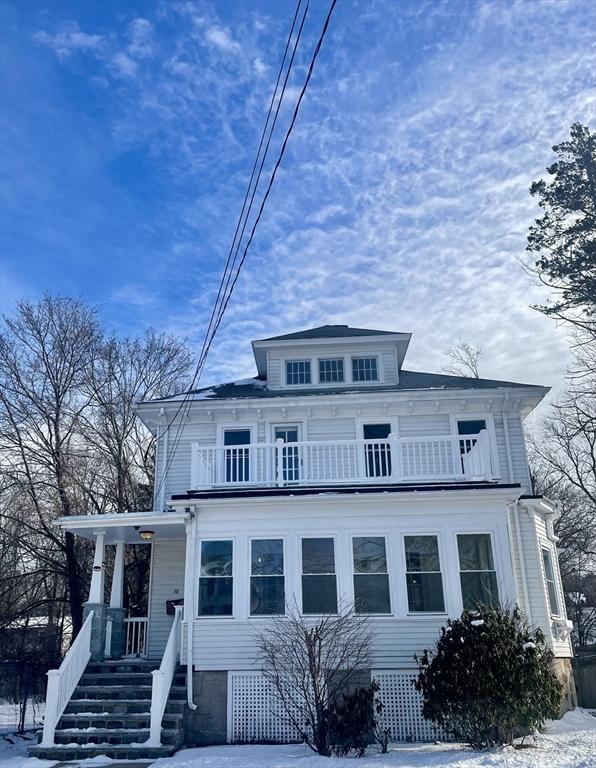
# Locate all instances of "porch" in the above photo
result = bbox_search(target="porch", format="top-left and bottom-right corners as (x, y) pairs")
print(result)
(191, 430), (496, 489)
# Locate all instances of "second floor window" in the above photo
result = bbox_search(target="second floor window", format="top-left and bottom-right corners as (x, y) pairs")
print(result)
(301, 537), (337, 614)
(251, 539), (285, 615)
(542, 547), (560, 616)
(286, 360), (311, 385)
(319, 358), (344, 383)
(404, 535), (445, 612)
(199, 540), (233, 616)
(352, 356), (378, 382)
(457, 533), (499, 609)
(353, 536), (391, 613)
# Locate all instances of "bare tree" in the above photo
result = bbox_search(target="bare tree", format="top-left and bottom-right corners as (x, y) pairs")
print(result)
(255, 602), (373, 756)
(442, 341), (482, 378)
(0, 295), (101, 634)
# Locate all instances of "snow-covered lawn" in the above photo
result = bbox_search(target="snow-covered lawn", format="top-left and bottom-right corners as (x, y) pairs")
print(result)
(152, 710), (596, 768)
(0, 710), (594, 768)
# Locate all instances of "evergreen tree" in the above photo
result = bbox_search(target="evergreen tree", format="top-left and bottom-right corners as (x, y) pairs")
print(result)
(527, 123), (596, 327)
(415, 605), (563, 749)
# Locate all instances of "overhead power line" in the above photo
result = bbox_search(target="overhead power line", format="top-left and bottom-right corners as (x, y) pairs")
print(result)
(153, 0), (338, 506)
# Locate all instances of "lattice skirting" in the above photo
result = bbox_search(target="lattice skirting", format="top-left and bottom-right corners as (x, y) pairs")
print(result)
(373, 669), (445, 742)
(227, 671), (303, 744)
(227, 670), (443, 744)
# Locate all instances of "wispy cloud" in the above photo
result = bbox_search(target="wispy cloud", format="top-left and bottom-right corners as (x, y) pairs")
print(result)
(34, 22), (104, 59)
(204, 25), (241, 54)
(6, 0), (594, 408)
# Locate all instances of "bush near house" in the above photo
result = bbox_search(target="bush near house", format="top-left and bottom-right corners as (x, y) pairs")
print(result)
(415, 605), (563, 749)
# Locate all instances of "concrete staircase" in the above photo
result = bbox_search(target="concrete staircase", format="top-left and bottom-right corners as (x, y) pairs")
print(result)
(30, 659), (186, 761)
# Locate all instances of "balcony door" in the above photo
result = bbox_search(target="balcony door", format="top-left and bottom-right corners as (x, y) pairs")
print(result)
(224, 428), (251, 483)
(274, 426), (300, 483)
(456, 418), (487, 473)
(363, 423), (392, 479)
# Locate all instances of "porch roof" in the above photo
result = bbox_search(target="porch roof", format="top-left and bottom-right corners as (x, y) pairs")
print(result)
(53, 509), (188, 543)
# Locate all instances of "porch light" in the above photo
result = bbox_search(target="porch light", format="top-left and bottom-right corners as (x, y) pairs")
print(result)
(139, 530), (155, 541)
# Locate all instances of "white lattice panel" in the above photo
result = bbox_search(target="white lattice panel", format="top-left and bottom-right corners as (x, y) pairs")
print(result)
(373, 670), (445, 742)
(229, 672), (303, 743)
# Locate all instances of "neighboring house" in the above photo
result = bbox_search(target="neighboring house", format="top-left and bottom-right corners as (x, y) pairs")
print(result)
(32, 325), (575, 760)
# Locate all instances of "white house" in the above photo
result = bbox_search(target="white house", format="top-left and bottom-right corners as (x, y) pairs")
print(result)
(32, 325), (575, 760)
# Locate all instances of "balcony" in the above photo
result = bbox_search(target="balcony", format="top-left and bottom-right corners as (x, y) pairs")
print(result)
(190, 431), (495, 490)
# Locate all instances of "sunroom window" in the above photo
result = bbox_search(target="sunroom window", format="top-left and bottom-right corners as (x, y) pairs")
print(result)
(542, 547), (560, 616)
(404, 535), (445, 612)
(286, 360), (311, 385)
(301, 537), (337, 614)
(457, 533), (499, 609)
(198, 540), (233, 616)
(352, 536), (391, 614)
(250, 539), (285, 616)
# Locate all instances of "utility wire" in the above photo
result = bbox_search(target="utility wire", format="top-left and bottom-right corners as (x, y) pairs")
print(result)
(154, 0), (338, 505)
(152, 0), (308, 505)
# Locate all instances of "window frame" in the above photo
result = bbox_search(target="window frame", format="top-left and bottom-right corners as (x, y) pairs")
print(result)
(455, 531), (500, 610)
(197, 537), (235, 619)
(351, 355), (379, 383)
(318, 357), (345, 384)
(299, 535), (339, 616)
(350, 534), (393, 615)
(249, 536), (286, 618)
(541, 545), (562, 618)
(401, 532), (447, 615)
(285, 358), (312, 386)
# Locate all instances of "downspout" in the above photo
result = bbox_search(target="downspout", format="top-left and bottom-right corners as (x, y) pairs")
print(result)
(512, 501), (531, 619)
(184, 509), (198, 710)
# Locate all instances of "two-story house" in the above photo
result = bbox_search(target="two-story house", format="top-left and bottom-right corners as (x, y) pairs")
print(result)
(32, 325), (575, 761)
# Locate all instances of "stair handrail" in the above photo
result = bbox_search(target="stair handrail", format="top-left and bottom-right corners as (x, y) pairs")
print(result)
(40, 609), (95, 747)
(148, 605), (183, 746)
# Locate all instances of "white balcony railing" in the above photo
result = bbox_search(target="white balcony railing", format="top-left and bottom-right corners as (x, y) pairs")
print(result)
(191, 431), (494, 490)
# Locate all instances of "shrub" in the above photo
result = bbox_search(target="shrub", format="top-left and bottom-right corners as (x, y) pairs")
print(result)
(329, 680), (389, 757)
(415, 604), (563, 749)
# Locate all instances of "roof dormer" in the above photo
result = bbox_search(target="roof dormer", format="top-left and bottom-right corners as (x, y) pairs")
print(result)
(251, 325), (412, 390)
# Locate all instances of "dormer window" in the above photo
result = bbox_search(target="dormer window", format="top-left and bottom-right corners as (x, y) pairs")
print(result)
(286, 360), (311, 385)
(319, 358), (344, 383)
(352, 356), (378, 382)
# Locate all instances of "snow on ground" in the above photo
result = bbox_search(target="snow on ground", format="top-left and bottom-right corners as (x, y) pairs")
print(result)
(152, 710), (596, 768)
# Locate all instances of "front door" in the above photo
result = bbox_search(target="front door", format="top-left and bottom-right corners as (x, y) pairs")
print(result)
(274, 426), (300, 483)
(224, 428), (251, 483)
(363, 423), (392, 478)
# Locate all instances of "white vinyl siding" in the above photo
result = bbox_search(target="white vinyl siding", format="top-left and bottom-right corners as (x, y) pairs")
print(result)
(147, 538), (185, 659)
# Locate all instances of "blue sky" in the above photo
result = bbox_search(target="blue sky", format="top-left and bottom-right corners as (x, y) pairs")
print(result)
(1, 0), (594, 398)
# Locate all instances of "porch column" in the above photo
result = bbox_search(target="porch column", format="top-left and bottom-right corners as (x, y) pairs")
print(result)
(107, 540), (126, 659)
(83, 530), (108, 662)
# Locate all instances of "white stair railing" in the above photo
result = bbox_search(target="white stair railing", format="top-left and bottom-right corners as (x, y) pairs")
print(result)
(41, 609), (94, 747)
(148, 605), (183, 747)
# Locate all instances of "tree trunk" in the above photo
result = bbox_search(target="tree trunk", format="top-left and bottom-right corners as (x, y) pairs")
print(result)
(64, 532), (84, 636)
